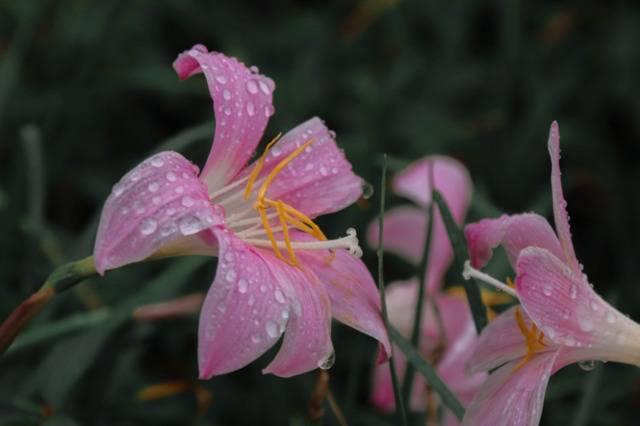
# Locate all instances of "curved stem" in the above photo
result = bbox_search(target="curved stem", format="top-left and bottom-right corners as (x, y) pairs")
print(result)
(0, 256), (96, 354)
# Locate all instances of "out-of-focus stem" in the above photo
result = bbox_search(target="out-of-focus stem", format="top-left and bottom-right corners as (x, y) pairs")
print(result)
(0, 256), (96, 354)
(308, 369), (330, 424)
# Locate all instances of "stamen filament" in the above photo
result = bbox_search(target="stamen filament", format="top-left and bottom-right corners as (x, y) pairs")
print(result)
(208, 174), (250, 201)
(244, 228), (362, 257)
(462, 261), (517, 297)
(244, 133), (282, 200)
(514, 307), (547, 370)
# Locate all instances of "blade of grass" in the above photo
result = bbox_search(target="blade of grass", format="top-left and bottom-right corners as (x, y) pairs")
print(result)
(433, 190), (488, 333)
(388, 325), (465, 421)
(377, 154), (408, 426)
(402, 161), (435, 407)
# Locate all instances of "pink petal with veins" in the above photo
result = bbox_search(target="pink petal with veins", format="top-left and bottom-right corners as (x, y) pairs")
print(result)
(393, 156), (472, 216)
(462, 350), (559, 426)
(516, 247), (640, 364)
(261, 251), (334, 377)
(298, 246), (391, 362)
(464, 213), (564, 269)
(234, 117), (362, 218)
(94, 151), (220, 275)
(548, 121), (581, 275)
(198, 228), (289, 378)
(173, 45), (275, 191)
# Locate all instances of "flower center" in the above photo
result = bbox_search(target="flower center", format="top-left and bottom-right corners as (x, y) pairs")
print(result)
(514, 307), (547, 370)
(209, 135), (362, 266)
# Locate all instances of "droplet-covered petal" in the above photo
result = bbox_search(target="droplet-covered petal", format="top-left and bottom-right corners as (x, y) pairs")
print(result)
(94, 151), (221, 274)
(198, 228), (289, 378)
(465, 213), (564, 269)
(462, 350), (559, 426)
(261, 250), (334, 377)
(516, 247), (640, 363)
(173, 45), (275, 191)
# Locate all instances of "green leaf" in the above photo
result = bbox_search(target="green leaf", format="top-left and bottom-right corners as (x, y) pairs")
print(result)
(433, 190), (488, 333)
(388, 325), (465, 421)
(377, 155), (408, 426)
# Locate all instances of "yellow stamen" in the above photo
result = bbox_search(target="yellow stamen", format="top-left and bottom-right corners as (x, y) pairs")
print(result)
(243, 137), (333, 267)
(244, 133), (282, 200)
(514, 307), (547, 370)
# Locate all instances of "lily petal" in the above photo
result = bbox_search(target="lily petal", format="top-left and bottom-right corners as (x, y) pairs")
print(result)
(462, 350), (559, 426)
(94, 151), (220, 275)
(393, 156), (472, 216)
(464, 213), (564, 269)
(173, 45), (275, 191)
(466, 306), (530, 375)
(235, 117), (362, 218)
(298, 246), (391, 362)
(262, 252), (334, 377)
(548, 121), (582, 275)
(516, 247), (640, 364)
(198, 228), (288, 378)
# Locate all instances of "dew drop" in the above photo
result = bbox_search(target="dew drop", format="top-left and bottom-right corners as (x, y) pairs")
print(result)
(543, 283), (552, 296)
(152, 196), (162, 205)
(282, 310), (289, 320)
(139, 218), (157, 235)
(578, 360), (597, 371)
(579, 315), (594, 332)
(318, 351), (335, 370)
(264, 105), (274, 117)
(246, 80), (258, 94)
(319, 166), (328, 176)
(225, 270), (237, 283)
(175, 186), (185, 194)
(151, 157), (164, 167)
(215, 75), (227, 84)
(271, 145), (282, 157)
(251, 334), (261, 344)
(225, 252), (235, 262)
(258, 80), (270, 95)
(159, 221), (177, 237)
(133, 200), (145, 214)
(148, 182), (159, 192)
(178, 216), (204, 235)
(274, 289), (286, 304)
(131, 171), (141, 182)
(238, 278), (248, 293)
(246, 102), (255, 116)
(223, 89), (232, 100)
(181, 196), (195, 207)
(361, 181), (374, 199)
(113, 183), (124, 197)
(166, 171), (177, 182)
(265, 321), (279, 338)
(569, 284), (578, 300)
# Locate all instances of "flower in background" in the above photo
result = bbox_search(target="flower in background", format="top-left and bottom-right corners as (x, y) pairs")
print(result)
(462, 122), (640, 426)
(93, 45), (390, 379)
(367, 157), (487, 424)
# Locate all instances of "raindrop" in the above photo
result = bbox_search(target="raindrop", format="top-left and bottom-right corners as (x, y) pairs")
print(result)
(159, 221), (177, 237)
(223, 89), (232, 100)
(238, 278), (248, 293)
(175, 186), (185, 194)
(578, 360), (597, 371)
(265, 321), (278, 338)
(139, 218), (157, 235)
(319, 166), (328, 176)
(225, 270), (237, 283)
(151, 157), (164, 167)
(251, 334), (261, 344)
(152, 196), (162, 205)
(361, 181), (374, 199)
(246, 102), (255, 116)
(318, 351), (335, 370)
(225, 252), (235, 262)
(113, 183), (124, 197)
(282, 310), (289, 320)
(264, 105), (274, 117)
(179, 216), (204, 235)
(148, 182), (159, 192)
(131, 171), (141, 182)
(259, 80), (270, 95)
(215, 75), (227, 84)
(181, 196), (195, 207)
(569, 284), (578, 300)
(274, 289), (286, 304)
(578, 315), (594, 333)
(542, 283), (552, 296)
(133, 200), (145, 214)
(246, 80), (258, 94)
(271, 145), (282, 157)
(166, 171), (177, 182)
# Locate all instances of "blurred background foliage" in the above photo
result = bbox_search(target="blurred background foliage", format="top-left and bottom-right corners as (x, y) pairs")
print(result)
(1, 0), (640, 425)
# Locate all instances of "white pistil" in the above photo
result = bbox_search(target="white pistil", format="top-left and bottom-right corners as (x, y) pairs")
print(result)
(463, 260), (518, 297)
(243, 228), (363, 258)
(208, 174), (250, 200)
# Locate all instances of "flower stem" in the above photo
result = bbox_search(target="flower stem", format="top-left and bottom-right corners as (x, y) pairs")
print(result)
(0, 256), (96, 354)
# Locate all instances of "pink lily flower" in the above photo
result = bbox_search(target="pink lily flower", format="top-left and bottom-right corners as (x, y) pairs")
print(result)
(367, 157), (486, 423)
(93, 45), (391, 379)
(461, 122), (640, 425)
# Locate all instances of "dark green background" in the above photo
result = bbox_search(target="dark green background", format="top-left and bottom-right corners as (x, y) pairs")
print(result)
(1, 1), (639, 425)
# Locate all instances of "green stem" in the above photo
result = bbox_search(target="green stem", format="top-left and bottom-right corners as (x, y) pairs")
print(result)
(0, 256), (96, 353)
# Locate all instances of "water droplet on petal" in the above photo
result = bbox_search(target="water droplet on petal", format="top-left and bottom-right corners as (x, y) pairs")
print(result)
(223, 89), (232, 100)
(246, 80), (258, 94)
(265, 321), (278, 338)
(166, 171), (177, 182)
(271, 145), (282, 157)
(361, 181), (374, 199)
(159, 221), (177, 237)
(178, 216), (204, 235)
(246, 102), (255, 116)
(258, 80), (270, 95)
(606, 312), (616, 324)
(133, 200), (145, 214)
(264, 105), (274, 117)
(543, 283), (552, 296)
(282, 310), (289, 320)
(175, 186), (184, 194)
(318, 351), (335, 370)
(578, 360), (597, 371)
(569, 284), (578, 300)
(238, 278), (248, 293)
(131, 171), (141, 182)
(151, 157), (164, 167)
(319, 166), (328, 176)
(181, 196), (194, 207)
(139, 218), (157, 235)
(251, 334), (261, 344)
(225, 270), (237, 283)
(113, 183), (124, 197)
(148, 182), (159, 192)
(215, 75), (227, 84)
(152, 196), (162, 205)
(274, 289), (285, 304)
